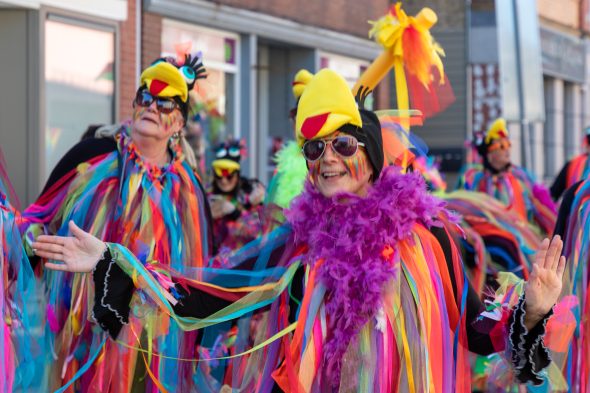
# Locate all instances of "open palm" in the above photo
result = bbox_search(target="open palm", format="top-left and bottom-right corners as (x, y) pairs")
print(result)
(524, 235), (566, 327)
(32, 220), (106, 273)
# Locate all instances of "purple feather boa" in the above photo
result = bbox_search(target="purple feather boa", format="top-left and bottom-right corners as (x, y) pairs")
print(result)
(285, 166), (448, 386)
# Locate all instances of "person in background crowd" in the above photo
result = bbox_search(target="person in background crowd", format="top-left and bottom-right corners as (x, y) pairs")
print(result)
(550, 126), (590, 201)
(456, 118), (557, 237)
(208, 139), (265, 254)
(0, 53), (214, 392)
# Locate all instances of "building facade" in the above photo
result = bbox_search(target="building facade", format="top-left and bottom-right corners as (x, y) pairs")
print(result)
(0, 0), (126, 204)
(1, 0), (394, 204)
(470, 0), (590, 183)
(3, 0), (586, 204)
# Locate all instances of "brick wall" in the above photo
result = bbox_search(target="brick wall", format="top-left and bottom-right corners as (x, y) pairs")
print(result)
(118, 3), (162, 121)
(403, 0), (465, 30)
(210, 0), (389, 38)
(208, 0), (466, 35)
(538, 0), (581, 30)
(118, 0), (137, 121)
(142, 12), (162, 70)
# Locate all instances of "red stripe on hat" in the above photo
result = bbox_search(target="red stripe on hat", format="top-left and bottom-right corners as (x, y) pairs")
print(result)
(301, 112), (330, 139)
(149, 79), (169, 96)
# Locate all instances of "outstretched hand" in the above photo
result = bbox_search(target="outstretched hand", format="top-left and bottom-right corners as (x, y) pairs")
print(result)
(32, 220), (106, 273)
(524, 235), (566, 330)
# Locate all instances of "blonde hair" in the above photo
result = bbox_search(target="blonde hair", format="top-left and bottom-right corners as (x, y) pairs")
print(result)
(94, 124), (199, 171)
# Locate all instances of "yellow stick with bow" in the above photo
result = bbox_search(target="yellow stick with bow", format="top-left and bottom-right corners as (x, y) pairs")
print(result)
(353, 3), (442, 130)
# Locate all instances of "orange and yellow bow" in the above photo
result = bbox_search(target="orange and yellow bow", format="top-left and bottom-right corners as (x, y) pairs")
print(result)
(353, 3), (445, 129)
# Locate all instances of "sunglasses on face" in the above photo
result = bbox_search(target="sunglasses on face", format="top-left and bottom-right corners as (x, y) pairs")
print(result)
(214, 167), (239, 179)
(488, 139), (511, 152)
(301, 135), (365, 162)
(134, 90), (179, 114)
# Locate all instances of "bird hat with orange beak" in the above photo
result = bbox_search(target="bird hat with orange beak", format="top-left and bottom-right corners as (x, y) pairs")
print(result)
(295, 69), (385, 180)
(137, 54), (206, 124)
(474, 118), (511, 156)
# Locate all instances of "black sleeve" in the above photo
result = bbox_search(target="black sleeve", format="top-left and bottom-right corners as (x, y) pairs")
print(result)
(553, 181), (582, 239)
(550, 161), (569, 201)
(93, 238), (293, 338)
(174, 241), (293, 318)
(507, 295), (553, 385)
(92, 248), (134, 339)
(40, 137), (117, 196)
(91, 247), (232, 339)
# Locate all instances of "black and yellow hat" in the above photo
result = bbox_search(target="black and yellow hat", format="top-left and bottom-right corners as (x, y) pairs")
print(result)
(211, 139), (244, 177)
(295, 69), (384, 178)
(138, 54), (206, 122)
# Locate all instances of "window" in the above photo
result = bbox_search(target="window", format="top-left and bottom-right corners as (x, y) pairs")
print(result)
(161, 20), (239, 174)
(44, 17), (115, 179)
(319, 52), (372, 108)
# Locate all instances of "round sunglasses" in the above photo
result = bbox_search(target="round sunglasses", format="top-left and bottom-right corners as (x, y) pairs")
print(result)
(134, 90), (179, 114)
(302, 135), (365, 162)
(488, 139), (511, 152)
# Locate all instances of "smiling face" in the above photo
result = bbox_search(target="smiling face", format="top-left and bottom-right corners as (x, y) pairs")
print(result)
(215, 171), (239, 193)
(307, 132), (373, 198)
(131, 93), (184, 142)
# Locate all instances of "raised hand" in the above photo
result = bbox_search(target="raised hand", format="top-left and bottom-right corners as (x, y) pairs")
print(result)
(249, 183), (266, 206)
(524, 235), (566, 329)
(32, 220), (106, 273)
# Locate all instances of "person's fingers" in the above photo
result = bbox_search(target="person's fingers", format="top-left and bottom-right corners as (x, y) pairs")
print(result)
(31, 241), (63, 254)
(528, 262), (539, 282)
(44, 262), (70, 272)
(556, 255), (567, 279)
(551, 237), (564, 271)
(35, 235), (66, 245)
(535, 238), (550, 267)
(34, 250), (64, 261)
(69, 220), (87, 239)
(545, 235), (561, 270)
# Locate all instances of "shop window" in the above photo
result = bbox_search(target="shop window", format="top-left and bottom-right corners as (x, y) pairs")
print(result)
(162, 19), (238, 176)
(44, 16), (115, 180)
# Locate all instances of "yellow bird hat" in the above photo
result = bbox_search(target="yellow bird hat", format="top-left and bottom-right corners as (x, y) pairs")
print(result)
(485, 118), (509, 144)
(292, 69), (314, 100)
(139, 61), (189, 103)
(295, 69), (363, 146)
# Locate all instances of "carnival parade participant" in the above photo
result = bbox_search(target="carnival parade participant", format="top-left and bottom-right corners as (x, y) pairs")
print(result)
(550, 126), (590, 201)
(2, 54), (214, 392)
(35, 68), (567, 392)
(457, 118), (557, 237)
(550, 178), (590, 392)
(208, 139), (266, 253)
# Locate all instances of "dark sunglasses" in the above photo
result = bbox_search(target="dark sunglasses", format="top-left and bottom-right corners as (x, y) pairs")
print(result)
(302, 135), (365, 162)
(214, 168), (239, 179)
(488, 139), (511, 152)
(134, 90), (179, 114)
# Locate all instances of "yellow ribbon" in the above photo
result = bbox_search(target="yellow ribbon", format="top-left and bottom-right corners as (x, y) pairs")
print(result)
(353, 2), (442, 130)
(115, 322), (297, 362)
